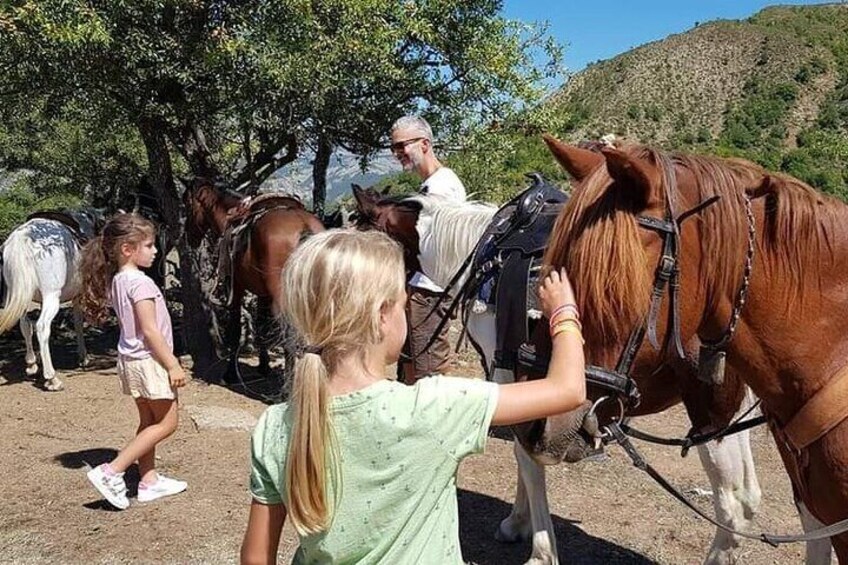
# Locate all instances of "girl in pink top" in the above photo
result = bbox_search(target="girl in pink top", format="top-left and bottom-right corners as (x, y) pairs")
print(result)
(78, 213), (187, 510)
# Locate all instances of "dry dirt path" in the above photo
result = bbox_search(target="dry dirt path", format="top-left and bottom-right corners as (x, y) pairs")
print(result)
(0, 332), (818, 564)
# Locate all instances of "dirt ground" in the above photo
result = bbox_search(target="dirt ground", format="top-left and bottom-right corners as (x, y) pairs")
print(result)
(0, 321), (823, 565)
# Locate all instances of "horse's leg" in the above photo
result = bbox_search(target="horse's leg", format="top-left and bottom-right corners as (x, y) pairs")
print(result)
(496, 443), (532, 543)
(697, 427), (762, 565)
(795, 499), (833, 564)
(470, 311), (559, 562)
(20, 313), (39, 376)
(73, 302), (88, 368)
(36, 292), (63, 391)
(224, 288), (244, 384)
(256, 295), (272, 378)
(515, 442), (559, 565)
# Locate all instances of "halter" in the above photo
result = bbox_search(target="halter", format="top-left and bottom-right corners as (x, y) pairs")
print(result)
(586, 154), (727, 411)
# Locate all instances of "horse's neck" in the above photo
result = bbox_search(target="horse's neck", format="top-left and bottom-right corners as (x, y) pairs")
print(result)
(719, 197), (848, 421)
(207, 195), (241, 237)
(417, 204), (495, 288)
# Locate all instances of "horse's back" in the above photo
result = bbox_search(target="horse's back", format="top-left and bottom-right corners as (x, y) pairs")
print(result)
(238, 207), (324, 298)
(14, 219), (80, 299)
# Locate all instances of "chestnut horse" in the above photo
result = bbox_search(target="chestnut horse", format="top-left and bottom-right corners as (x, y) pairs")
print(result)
(352, 185), (772, 564)
(183, 181), (324, 383)
(540, 135), (846, 562)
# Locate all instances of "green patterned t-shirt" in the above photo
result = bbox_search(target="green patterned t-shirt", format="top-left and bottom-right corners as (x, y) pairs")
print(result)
(249, 376), (499, 564)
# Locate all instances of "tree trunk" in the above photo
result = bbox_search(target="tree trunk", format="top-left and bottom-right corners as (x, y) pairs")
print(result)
(137, 119), (219, 377)
(311, 135), (332, 221)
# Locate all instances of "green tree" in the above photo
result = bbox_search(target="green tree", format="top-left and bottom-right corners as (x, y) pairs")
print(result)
(0, 0), (561, 371)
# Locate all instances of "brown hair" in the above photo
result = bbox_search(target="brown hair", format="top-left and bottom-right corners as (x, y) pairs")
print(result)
(77, 213), (156, 325)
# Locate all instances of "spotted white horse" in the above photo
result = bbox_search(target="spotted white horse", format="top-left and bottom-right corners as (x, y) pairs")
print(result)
(0, 216), (90, 390)
(355, 189), (830, 565)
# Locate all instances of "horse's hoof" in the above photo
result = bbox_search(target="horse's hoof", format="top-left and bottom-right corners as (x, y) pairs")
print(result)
(25, 364), (39, 376)
(79, 356), (90, 368)
(44, 379), (64, 392)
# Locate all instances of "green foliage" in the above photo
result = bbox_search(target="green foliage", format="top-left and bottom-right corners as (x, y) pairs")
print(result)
(0, 97), (147, 205)
(0, 180), (83, 240)
(786, 128), (848, 199)
(0, 0), (563, 213)
(443, 102), (573, 202)
(720, 79), (798, 152)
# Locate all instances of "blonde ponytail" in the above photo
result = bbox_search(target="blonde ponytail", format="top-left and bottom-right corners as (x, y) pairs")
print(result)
(285, 353), (335, 535)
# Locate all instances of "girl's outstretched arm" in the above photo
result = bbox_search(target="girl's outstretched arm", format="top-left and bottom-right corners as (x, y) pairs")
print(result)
(492, 268), (586, 426)
(134, 299), (186, 388)
(241, 501), (286, 565)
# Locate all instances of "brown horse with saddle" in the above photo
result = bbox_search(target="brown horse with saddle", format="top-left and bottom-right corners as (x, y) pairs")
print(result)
(182, 180), (324, 384)
(538, 135), (848, 561)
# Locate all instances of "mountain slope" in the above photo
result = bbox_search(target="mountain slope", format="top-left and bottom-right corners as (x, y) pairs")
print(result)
(452, 4), (848, 202)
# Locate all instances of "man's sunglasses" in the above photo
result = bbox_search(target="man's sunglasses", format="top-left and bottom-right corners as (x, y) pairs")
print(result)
(389, 137), (425, 152)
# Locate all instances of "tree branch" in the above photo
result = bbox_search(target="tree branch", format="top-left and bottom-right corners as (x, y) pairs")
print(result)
(231, 133), (298, 193)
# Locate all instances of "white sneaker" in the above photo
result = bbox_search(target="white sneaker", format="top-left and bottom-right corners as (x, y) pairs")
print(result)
(137, 475), (187, 503)
(87, 465), (129, 510)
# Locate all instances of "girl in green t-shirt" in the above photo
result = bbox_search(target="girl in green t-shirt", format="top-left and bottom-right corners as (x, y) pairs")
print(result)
(240, 229), (585, 564)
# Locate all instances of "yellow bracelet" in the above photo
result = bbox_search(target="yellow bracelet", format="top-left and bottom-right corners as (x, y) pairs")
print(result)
(551, 324), (585, 343)
(550, 313), (581, 330)
(550, 318), (581, 334)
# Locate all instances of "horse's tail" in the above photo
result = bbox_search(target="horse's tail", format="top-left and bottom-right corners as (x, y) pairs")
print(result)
(0, 227), (39, 333)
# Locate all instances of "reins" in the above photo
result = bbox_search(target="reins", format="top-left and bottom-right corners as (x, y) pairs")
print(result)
(606, 420), (848, 546)
(617, 399), (766, 457)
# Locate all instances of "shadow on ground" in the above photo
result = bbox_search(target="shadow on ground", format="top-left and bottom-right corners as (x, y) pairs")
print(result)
(0, 314), (119, 390)
(0, 309), (289, 403)
(458, 488), (656, 564)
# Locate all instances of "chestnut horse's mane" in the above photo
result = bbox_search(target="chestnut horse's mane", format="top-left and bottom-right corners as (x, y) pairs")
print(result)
(542, 143), (839, 347)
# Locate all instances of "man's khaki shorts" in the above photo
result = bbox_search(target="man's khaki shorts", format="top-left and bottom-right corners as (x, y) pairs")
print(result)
(401, 286), (453, 381)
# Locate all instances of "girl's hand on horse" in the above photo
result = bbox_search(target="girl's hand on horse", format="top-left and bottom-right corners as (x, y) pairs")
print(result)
(539, 268), (577, 319)
(168, 364), (187, 388)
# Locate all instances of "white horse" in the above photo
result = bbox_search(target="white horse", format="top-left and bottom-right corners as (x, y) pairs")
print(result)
(0, 217), (89, 391)
(401, 194), (800, 565)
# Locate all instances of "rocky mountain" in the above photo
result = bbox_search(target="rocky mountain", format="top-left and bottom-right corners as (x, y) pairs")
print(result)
(262, 150), (398, 207)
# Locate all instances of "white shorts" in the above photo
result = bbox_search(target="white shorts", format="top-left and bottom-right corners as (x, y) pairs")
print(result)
(117, 356), (176, 400)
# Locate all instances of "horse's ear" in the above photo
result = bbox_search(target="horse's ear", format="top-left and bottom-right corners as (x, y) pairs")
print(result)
(543, 134), (604, 182)
(601, 147), (660, 209)
(352, 184), (373, 212)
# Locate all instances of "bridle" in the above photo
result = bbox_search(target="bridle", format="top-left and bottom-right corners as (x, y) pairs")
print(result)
(585, 153), (753, 426)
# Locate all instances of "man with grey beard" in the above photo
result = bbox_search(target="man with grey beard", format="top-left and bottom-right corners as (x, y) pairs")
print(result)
(389, 115), (466, 384)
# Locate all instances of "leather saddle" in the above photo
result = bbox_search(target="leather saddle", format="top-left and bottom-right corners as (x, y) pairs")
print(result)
(460, 173), (568, 374)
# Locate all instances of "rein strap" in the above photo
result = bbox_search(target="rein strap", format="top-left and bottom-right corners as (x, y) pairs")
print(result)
(607, 421), (848, 546)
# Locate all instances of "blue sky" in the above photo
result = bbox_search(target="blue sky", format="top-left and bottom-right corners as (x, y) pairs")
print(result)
(502, 0), (837, 74)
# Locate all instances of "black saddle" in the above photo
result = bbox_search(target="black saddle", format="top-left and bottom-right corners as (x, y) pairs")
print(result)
(459, 173), (568, 375)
